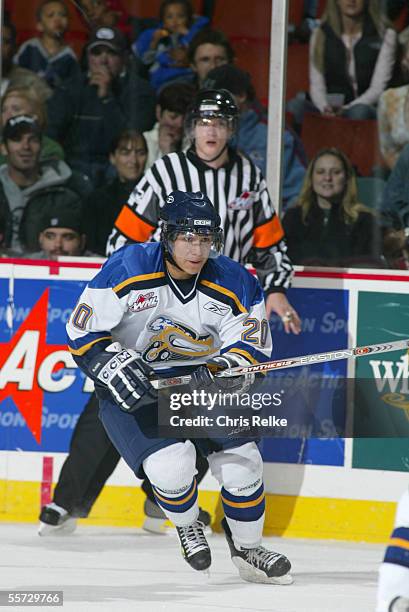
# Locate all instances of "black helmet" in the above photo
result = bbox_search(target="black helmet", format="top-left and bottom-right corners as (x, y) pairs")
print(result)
(189, 89), (238, 120)
(185, 89), (239, 139)
(160, 190), (223, 258)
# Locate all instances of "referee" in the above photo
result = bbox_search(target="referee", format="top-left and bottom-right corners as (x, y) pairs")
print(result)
(107, 88), (301, 333)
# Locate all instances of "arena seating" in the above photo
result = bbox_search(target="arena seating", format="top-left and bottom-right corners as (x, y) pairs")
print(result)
(301, 112), (382, 176)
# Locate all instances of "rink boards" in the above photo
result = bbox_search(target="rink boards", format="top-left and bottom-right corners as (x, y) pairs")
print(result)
(0, 259), (408, 542)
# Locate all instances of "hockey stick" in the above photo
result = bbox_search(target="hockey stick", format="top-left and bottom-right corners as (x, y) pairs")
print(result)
(150, 339), (409, 390)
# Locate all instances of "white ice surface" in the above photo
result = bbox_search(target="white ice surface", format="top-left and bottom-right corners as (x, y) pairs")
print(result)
(0, 523), (384, 612)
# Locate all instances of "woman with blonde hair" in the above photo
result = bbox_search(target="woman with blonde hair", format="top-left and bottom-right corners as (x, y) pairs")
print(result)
(0, 85), (63, 164)
(282, 147), (382, 267)
(309, 0), (397, 119)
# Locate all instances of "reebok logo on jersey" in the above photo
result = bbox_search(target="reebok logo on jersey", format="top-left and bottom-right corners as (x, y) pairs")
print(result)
(228, 191), (256, 211)
(128, 291), (158, 312)
(203, 301), (230, 316)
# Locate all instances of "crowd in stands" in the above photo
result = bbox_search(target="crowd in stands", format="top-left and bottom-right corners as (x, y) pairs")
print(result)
(1, 0), (409, 270)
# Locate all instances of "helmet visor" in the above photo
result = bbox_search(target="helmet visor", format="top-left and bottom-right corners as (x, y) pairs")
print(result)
(165, 227), (224, 259)
(185, 111), (237, 142)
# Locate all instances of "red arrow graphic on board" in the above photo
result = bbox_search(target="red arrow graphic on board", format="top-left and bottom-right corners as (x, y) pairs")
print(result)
(0, 289), (66, 444)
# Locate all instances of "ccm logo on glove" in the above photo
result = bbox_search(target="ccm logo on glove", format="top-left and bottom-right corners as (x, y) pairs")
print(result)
(94, 350), (139, 383)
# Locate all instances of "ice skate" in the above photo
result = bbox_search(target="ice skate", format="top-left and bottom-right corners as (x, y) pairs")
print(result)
(390, 597), (409, 612)
(222, 518), (293, 584)
(38, 503), (77, 536)
(176, 520), (211, 571)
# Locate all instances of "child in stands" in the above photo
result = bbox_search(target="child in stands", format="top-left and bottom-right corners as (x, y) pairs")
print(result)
(14, 0), (79, 88)
(133, 0), (208, 90)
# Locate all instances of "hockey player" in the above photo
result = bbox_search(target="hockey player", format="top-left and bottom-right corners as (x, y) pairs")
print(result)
(66, 190), (293, 583)
(377, 488), (409, 612)
(106, 88), (301, 333)
(39, 90), (300, 536)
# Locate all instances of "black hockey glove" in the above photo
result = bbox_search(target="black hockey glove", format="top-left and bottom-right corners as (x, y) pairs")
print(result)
(192, 354), (255, 395)
(89, 348), (157, 413)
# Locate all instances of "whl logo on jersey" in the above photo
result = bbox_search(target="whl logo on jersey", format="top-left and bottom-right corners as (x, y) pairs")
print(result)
(128, 291), (158, 312)
(369, 355), (409, 419)
(0, 289), (86, 444)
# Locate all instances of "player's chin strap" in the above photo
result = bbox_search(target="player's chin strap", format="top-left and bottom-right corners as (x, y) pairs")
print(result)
(164, 250), (185, 273)
(162, 244), (197, 277)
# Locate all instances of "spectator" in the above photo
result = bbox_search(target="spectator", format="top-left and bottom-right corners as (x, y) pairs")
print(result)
(76, 0), (132, 37)
(84, 129), (148, 255)
(144, 81), (196, 168)
(309, 0), (397, 120)
(46, 26), (156, 186)
(378, 85), (409, 170)
(1, 86), (64, 164)
(0, 115), (91, 253)
(382, 212), (409, 269)
(1, 18), (52, 100)
(378, 40), (409, 169)
(188, 29), (234, 89)
(382, 143), (409, 225)
(282, 148), (382, 267)
(0, 198), (11, 257)
(387, 37), (409, 88)
(13, 0), (80, 89)
(133, 0), (208, 90)
(204, 64), (306, 208)
(30, 203), (94, 259)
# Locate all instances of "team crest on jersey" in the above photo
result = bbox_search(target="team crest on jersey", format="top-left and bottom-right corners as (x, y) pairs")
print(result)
(128, 291), (158, 312)
(142, 316), (214, 363)
(203, 301), (230, 316)
(228, 191), (256, 211)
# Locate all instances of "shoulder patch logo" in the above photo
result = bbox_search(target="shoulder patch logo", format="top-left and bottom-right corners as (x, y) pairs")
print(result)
(128, 291), (158, 312)
(203, 301), (230, 316)
(228, 191), (256, 211)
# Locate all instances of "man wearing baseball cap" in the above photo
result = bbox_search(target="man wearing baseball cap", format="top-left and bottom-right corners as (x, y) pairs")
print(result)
(46, 26), (156, 187)
(0, 114), (91, 253)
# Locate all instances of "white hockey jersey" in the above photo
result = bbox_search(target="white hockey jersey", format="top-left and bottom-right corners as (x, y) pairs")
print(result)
(66, 243), (272, 376)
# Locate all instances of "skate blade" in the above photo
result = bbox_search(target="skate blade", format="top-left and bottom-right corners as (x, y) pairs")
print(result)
(38, 518), (77, 537)
(199, 568), (211, 580)
(233, 558), (294, 585)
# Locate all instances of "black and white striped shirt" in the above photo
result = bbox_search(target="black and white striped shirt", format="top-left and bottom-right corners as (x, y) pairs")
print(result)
(107, 147), (293, 293)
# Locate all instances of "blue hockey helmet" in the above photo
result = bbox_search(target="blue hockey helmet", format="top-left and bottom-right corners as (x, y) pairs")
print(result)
(160, 190), (223, 258)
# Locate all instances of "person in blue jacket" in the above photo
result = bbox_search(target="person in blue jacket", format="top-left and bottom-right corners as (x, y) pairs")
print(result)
(133, 0), (208, 90)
